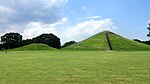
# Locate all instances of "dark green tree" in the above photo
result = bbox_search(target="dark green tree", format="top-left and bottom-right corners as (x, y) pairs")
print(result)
(133, 39), (142, 43)
(1, 32), (22, 49)
(147, 23), (150, 37)
(62, 41), (76, 48)
(21, 39), (33, 46)
(33, 33), (61, 49)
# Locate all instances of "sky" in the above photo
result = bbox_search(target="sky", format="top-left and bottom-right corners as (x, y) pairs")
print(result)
(0, 0), (150, 44)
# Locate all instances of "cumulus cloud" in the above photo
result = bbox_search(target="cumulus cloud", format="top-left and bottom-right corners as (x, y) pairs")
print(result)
(0, 5), (16, 23)
(22, 17), (68, 39)
(0, 0), (68, 38)
(87, 16), (101, 19)
(0, 0), (68, 23)
(62, 19), (118, 43)
(0, 0), (118, 44)
(8, 17), (117, 44)
(0, 5), (16, 16)
(0, 17), (117, 44)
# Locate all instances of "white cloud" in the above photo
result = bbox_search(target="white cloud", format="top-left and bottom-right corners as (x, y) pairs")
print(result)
(0, 0), (69, 39)
(88, 16), (101, 19)
(22, 24), (57, 39)
(0, 5), (15, 14)
(0, 1), (118, 44)
(0, 0), (68, 24)
(0, 17), (118, 44)
(0, 5), (16, 23)
(82, 6), (86, 10)
(22, 17), (68, 39)
(148, 20), (150, 23)
(61, 19), (118, 43)
(43, 0), (68, 8)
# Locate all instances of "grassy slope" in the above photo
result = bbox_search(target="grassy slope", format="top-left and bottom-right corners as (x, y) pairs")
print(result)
(12, 43), (56, 51)
(64, 32), (109, 50)
(109, 32), (150, 51)
(0, 51), (149, 84)
(64, 31), (150, 51)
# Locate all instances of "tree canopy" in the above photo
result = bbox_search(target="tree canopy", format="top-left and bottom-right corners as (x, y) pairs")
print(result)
(33, 33), (61, 49)
(1, 32), (22, 49)
(62, 41), (76, 48)
(0, 32), (61, 50)
(147, 23), (150, 37)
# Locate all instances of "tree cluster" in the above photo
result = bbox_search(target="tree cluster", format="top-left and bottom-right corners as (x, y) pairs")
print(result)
(133, 23), (150, 45)
(1, 23), (150, 50)
(0, 33), (61, 50)
(62, 41), (76, 48)
(133, 39), (150, 45)
(32, 34), (61, 49)
(147, 23), (150, 37)
(1, 33), (22, 49)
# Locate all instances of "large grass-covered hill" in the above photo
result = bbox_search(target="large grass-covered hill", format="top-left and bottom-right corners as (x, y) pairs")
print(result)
(64, 31), (150, 51)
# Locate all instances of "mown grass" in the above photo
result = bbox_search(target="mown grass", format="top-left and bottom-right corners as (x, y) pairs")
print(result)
(0, 50), (149, 84)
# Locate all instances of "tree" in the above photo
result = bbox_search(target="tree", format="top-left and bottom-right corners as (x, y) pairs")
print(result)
(147, 23), (150, 37)
(33, 33), (61, 49)
(133, 39), (142, 43)
(133, 39), (150, 45)
(62, 41), (76, 48)
(0, 44), (3, 50)
(142, 40), (150, 45)
(1, 32), (22, 49)
(21, 39), (33, 46)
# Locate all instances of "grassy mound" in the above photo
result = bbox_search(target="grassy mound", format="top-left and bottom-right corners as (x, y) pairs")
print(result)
(64, 31), (150, 51)
(13, 43), (56, 51)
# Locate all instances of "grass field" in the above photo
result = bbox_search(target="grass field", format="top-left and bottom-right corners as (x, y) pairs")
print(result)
(0, 50), (149, 84)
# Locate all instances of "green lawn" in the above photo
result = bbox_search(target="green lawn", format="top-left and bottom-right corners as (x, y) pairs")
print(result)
(0, 50), (149, 84)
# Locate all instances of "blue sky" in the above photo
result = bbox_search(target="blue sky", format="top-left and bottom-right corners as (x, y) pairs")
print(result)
(64, 0), (150, 40)
(0, 0), (150, 44)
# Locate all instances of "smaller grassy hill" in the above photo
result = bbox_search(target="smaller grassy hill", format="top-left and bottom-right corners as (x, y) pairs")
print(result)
(12, 43), (56, 51)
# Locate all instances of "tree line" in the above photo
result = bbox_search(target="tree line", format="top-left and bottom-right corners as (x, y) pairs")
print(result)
(0, 23), (150, 50)
(133, 39), (150, 45)
(134, 23), (150, 45)
(0, 32), (76, 50)
(0, 33), (61, 50)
